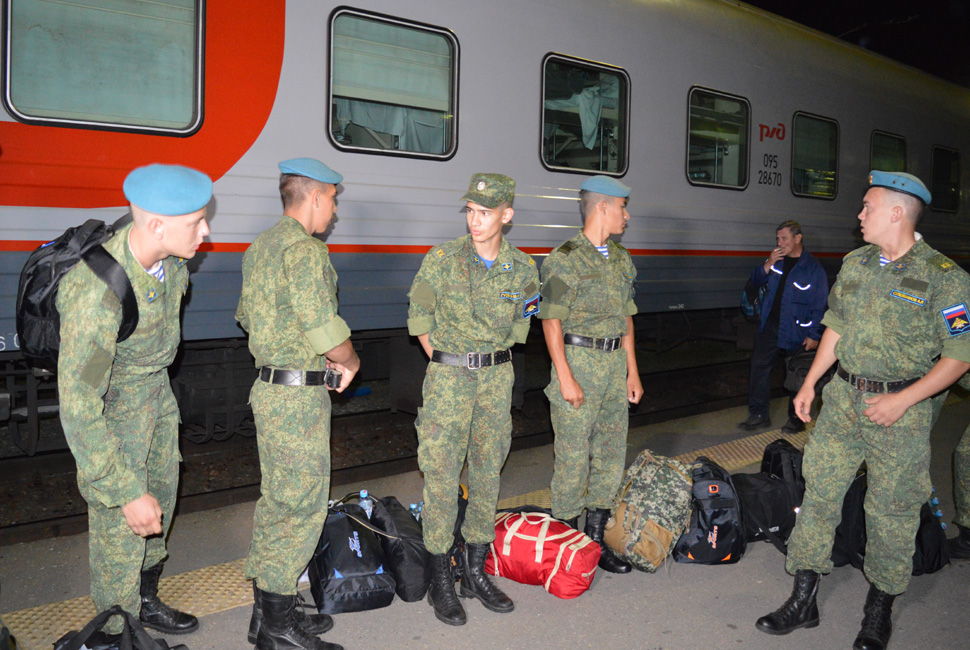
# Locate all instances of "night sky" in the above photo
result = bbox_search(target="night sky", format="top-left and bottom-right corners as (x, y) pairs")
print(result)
(744, 0), (970, 87)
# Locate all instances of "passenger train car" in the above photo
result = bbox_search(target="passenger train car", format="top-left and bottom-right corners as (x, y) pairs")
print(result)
(1, 0), (969, 438)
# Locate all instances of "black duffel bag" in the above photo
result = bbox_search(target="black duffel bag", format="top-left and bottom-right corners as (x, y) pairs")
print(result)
(307, 498), (396, 615)
(53, 605), (185, 650)
(370, 496), (430, 602)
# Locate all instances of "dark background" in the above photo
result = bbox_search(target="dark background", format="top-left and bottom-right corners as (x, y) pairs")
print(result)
(745, 1), (970, 87)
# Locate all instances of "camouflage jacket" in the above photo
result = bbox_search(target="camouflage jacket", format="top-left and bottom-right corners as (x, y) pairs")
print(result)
(236, 216), (351, 369)
(407, 235), (539, 353)
(823, 239), (970, 379)
(57, 222), (188, 508)
(538, 230), (637, 337)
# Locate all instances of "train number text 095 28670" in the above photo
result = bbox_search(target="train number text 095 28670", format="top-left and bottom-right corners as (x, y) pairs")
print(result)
(758, 154), (783, 186)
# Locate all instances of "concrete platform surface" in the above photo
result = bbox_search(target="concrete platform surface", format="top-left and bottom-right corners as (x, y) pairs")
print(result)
(2, 397), (969, 649)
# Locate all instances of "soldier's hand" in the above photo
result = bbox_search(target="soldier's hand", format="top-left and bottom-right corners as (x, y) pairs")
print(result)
(793, 386), (815, 422)
(560, 376), (584, 409)
(327, 359), (359, 393)
(863, 393), (910, 427)
(803, 337), (819, 351)
(122, 494), (163, 537)
(627, 373), (643, 404)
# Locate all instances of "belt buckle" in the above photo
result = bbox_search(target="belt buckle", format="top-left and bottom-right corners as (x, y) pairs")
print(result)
(609, 338), (619, 352)
(466, 353), (481, 370)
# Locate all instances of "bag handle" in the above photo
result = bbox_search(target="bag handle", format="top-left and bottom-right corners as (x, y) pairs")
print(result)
(746, 506), (788, 555)
(57, 606), (165, 650)
(329, 507), (402, 541)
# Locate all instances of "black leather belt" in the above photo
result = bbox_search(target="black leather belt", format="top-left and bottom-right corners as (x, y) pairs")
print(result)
(259, 367), (328, 386)
(563, 333), (622, 352)
(430, 349), (511, 369)
(836, 365), (920, 394)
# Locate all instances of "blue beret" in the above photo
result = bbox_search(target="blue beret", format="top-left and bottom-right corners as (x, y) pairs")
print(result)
(278, 158), (343, 184)
(579, 175), (631, 198)
(868, 170), (931, 205)
(123, 164), (212, 216)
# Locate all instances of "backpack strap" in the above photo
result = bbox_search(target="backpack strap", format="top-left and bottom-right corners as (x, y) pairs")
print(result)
(82, 245), (139, 343)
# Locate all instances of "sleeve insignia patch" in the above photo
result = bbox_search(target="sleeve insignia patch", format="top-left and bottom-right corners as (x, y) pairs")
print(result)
(501, 262), (512, 271)
(499, 291), (522, 300)
(146, 288), (158, 303)
(522, 293), (540, 318)
(889, 289), (926, 307)
(942, 303), (970, 336)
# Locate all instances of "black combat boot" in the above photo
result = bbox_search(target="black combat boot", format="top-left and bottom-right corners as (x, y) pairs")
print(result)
(248, 581), (334, 643)
(256, 588), (343, 650)
(459, 543), (514, 613)
(584, 509), (632, 574)
(755, 569), (820, 635)
(948, 524), (970, 559)
(853, 584), (896, 650)
(139, 563), (199, 634)
(427, 553), (466, 626)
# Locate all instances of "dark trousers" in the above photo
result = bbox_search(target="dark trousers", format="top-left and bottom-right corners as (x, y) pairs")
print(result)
(747, 318), (796, 419)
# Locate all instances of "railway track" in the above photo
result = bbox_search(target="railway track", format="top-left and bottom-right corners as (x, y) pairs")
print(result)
(0, 356), (767, 545)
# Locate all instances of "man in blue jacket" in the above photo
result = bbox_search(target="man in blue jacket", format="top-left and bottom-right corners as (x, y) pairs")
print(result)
(739, 220), (828, 433)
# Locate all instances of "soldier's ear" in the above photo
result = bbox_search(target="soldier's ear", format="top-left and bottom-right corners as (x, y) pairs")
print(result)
(501, 207), (514, 224)
(149, 217), (165, 241)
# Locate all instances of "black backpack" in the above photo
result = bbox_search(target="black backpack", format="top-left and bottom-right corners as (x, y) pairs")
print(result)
(733, 439), (805, 553)
(16, 216), (138, 371)
(831, 472), (949, 576)
(673, 456), (746, 564)
(369, 496), (430, 602)
(307, 499), (397, 614)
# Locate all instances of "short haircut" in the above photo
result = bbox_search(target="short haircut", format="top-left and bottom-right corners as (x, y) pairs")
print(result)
(776, 220), (802, 237)
(579, 190), (614, 222)
(886, 190), (924, 225)
(279, 174), (320, 210)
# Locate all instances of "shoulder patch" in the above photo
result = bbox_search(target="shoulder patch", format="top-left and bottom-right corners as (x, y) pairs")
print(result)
(928, 253), (958, 272)
(942, 303), (970, 336)
(558, 240), (578, 255)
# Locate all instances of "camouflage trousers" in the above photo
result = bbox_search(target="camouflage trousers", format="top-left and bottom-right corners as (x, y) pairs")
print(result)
(955, 423), (970, 529)
(786, 377), (939, 595)
(246, 381), (331, 595)
(82, 380), (180, 634)
(546, 345), (628, 520)
(416, 361), (513, 555)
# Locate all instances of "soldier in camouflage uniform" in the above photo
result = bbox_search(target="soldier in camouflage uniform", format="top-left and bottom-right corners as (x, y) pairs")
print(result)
(237, 158), (359, 650)
(408, 173), (539, 626)
(58, 164), (212, 643)
(538, 175), (643, 574)
(757, 172), (970, 650)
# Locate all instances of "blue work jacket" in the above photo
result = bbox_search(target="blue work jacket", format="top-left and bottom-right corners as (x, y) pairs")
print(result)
(750, 250), (828, 350)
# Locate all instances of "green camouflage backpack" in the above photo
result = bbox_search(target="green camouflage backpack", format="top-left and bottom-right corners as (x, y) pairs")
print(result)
(603, 449), (693, 572)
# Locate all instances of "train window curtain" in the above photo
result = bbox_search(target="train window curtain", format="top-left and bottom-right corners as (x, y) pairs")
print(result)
(541, 55), (629, 176)
(4, 0), (202, 133)
(329, 11), (457, 157)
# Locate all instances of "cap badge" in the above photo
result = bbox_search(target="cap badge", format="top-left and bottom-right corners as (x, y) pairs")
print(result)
(477, 181), (486, 191)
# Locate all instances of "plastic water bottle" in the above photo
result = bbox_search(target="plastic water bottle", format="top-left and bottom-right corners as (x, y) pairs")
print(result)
(359, 489), (373, 519)
(416, 500), (424, 522)
(409, 503), (419, 520)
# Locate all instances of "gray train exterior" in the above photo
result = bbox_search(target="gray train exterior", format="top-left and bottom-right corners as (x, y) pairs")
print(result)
(1, 0), (969, 352)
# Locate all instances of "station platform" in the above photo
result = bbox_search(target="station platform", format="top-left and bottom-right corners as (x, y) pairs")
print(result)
(2, 396), (968, 650)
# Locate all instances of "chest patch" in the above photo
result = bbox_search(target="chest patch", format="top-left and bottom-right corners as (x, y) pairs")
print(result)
(499, 291), (521, 300)
(942, 303), (970, 336)
(889, 289), (926, 307)
(522, 293), (540, 318)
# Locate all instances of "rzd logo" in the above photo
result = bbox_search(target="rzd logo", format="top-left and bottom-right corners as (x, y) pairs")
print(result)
(349, 531), (362, 557)
(707, 525), (719, 549)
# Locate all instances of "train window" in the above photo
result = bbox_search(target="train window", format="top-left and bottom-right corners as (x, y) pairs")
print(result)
(931, 146), (960, 213)
(791, 112), (838, 199)
(329, 10), (458, 159)
(870, 132), (906, 172)
(686, 87), (749, 189)
(541, 54), (629, 175)
(3, 0), (203, 134)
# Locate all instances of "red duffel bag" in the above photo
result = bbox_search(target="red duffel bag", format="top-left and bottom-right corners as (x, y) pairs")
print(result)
(484, 511), (600, 599)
